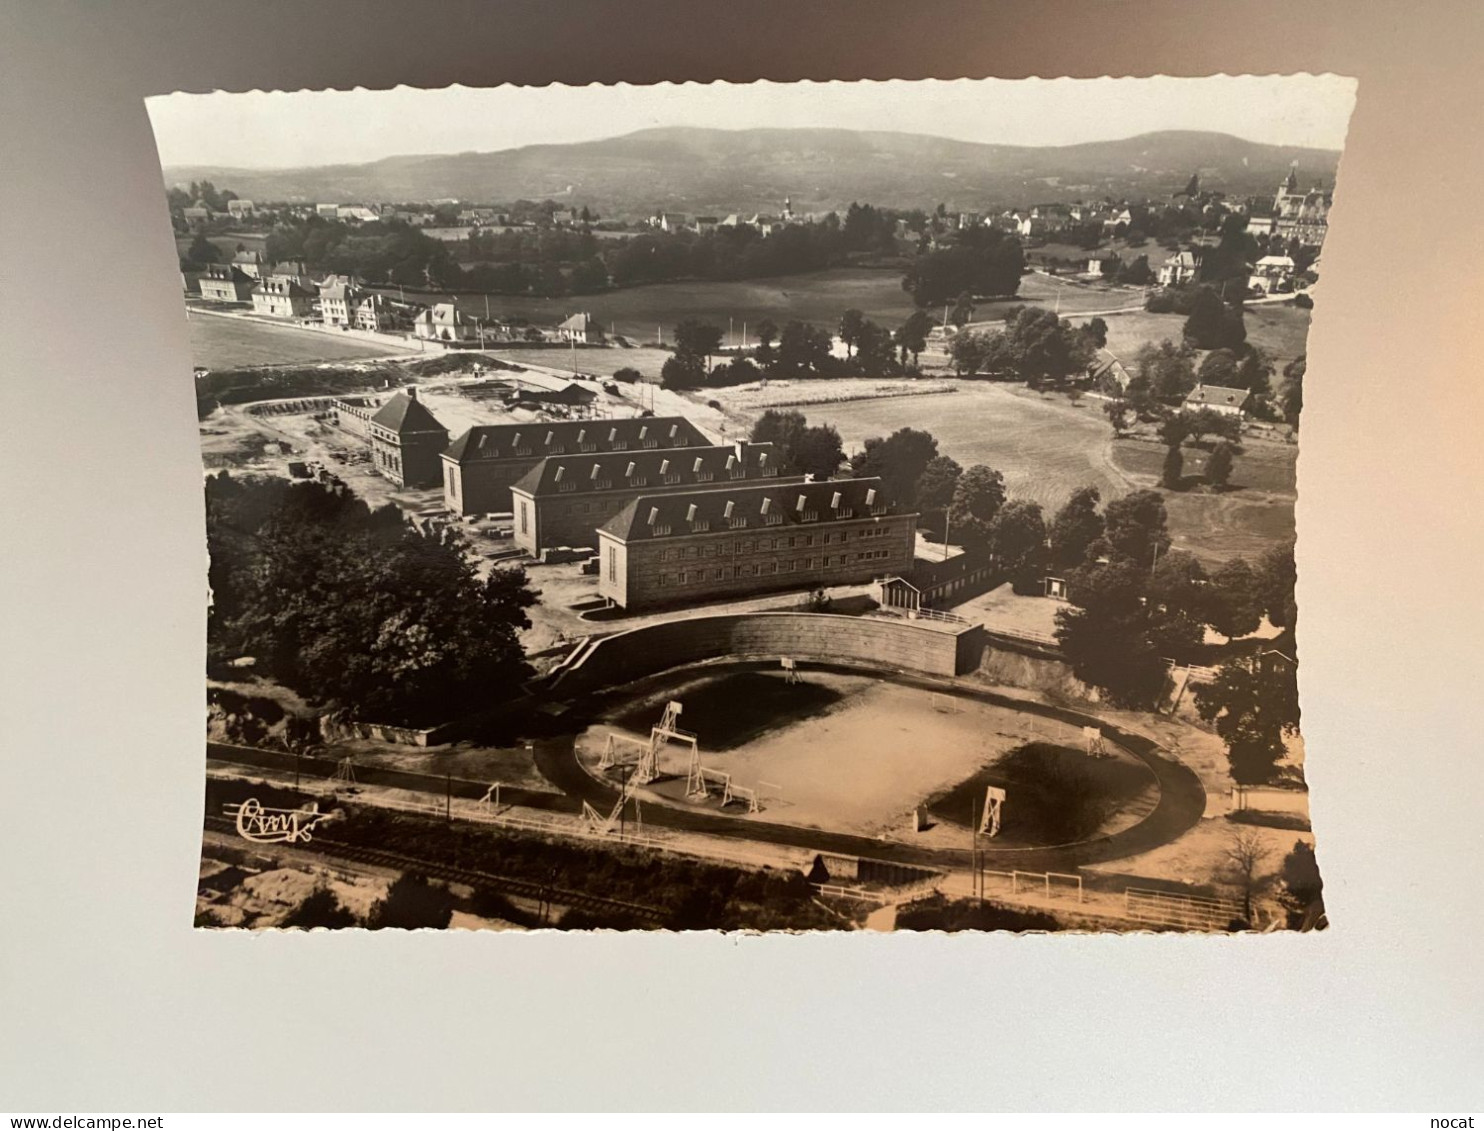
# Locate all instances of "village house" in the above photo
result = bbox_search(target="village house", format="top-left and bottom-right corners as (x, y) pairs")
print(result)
(422, 226), (474, 244)
(556, 312), (602, 344)
(1247, 254), (1297, 295)
(197, 263), (255, 304)
(354, 293), (402, 332)
(414, 303), (477, 343)
(1158, 250), (1200, 287)
(251, 275), (315, 319)
(231, 249), (266, 278)
(1183, 384), (1250, 417)
(182, 204), (213, 225)
(442, 416), (711, 516)
(225, 199), (256, 219)
(1102, 208), (1135, 234)
(509, 442), (795, 556)
(593, 477), (917, 611)
(336, 205), (381, 224)
(367, 387), (451, 489)
(653, 212), (688, 233)
(551, 209), (579, 226)
(1087, 347), (1133, 394)
(507, 377), (597, 411)
(315, 203), (340, 219)
(317, 276), (360, 326)
(692, 216), (719, 234)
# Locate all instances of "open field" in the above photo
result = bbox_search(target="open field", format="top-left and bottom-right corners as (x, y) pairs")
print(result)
(368, 266), (921, 343)
(187, 312), (414, 368)
(791, 383), (1127, 513)
(584, 669), (1154, 842)
(486, 345), (676, 380)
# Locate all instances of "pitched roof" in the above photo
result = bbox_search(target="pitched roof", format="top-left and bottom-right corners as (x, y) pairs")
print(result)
(1255, 255), (1296, 269)
(443, 416), (709, 464)
(1164, 251), (1199, 268)
(318, 277), (359, 301)
(598, 477), (902, 543)
(557, 312), (594, 332)
(511, 443), (786, 497)
(253, 277), (314, 298)
(369, 389), (449, 435)
(1088, 348), (1132, 389)
(415, 303), (467, 326)
(1184, 384), (1250, 409)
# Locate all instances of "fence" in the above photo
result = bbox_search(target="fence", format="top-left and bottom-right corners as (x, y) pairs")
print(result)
(1124, 887), (1243, 931)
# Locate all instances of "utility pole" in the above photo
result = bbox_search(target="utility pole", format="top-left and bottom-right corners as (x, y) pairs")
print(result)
(445, 771), (452, 823)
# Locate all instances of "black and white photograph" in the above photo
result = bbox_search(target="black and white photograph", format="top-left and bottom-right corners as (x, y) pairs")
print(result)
(153, 75), (1352, 933)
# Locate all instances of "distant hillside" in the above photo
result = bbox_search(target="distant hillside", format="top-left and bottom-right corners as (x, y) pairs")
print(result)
(164, 127), (1341, 217)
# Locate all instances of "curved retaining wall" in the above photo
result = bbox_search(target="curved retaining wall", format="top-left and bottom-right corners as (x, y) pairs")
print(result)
(552, 612), (984, 694)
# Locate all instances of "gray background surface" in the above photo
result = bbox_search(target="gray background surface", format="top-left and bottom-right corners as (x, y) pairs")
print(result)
(2, 0), (1481, 1112)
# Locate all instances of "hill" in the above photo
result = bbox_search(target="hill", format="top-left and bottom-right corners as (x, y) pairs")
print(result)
(164, 127), (1341, 217)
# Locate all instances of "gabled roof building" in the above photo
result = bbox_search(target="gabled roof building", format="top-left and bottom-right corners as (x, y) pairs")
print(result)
(510, 442), (796, 555)
(594, 477), (917, 610)
(442, 415), (712, 516)
(369, 387), (451, 489)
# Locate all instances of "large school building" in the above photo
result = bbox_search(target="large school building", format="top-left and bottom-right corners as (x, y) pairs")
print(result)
(509, 441), (800, 556)
(441, 415), (711, 516)
(594, 477), (918, 610)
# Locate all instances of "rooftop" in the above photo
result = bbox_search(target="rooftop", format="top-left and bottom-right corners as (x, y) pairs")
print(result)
(598, 477), (905, 543)
(1184, 384), (1251, 409)
(369, 388), (450, 435)
(511, 442), (786, 497)
(444, 416), (709, 465)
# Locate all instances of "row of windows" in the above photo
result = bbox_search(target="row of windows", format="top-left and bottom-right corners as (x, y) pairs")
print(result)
(544, 466), (775, 495)
(654, 552), (888, 586)
(656, 527), (899, 560)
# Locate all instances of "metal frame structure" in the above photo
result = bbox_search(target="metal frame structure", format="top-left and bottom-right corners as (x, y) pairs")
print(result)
(1082, 725), (1107, 757)
(978, 784), (1006, 837)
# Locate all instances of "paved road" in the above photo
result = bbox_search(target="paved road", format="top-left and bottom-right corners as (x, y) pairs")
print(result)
(207, 660), (1206, 873)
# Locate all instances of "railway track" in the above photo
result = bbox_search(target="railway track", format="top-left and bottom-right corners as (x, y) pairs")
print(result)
(203, 814), (666, 925)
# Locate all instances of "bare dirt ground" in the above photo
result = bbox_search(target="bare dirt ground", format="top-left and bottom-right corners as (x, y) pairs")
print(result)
(577, 670), (1154, 843)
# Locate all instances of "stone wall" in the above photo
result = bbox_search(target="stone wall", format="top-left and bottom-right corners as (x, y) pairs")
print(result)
(552, 611), (984, 694)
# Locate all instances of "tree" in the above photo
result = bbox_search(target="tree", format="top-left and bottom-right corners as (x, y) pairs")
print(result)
(1136, 339), (1198, 400)
(1205, 439), (1235, 488)
(1161, 445), (1185, 490)
(187, 234), (221, 265)
(853, 319), (897, 373)
(1278, 355), (1305, 427)
(838, 308), (866, 357)
(1055, 561), (1169, 708)
(1278, 840), (1324, 924)
(1048, 486), (1104, 572)
(1158, 413), (1191, 448)
(915, 455), (963, 535)
(1100, 489), (1171, 567)
(282, 886), (357, 930)
(1225, 826), (1274, 925)
(1103, 398), (1133, 437)
(895, 309), (933, 367)
(612, 366), (642, 383)
(1193, 653), (1301, 785)
(950, 292), (976, 327)
(989, 500), (1048, 590)
(1084, 316), (1108, 348)
(1182, 285), (1247, 350)
(850, 427), (940, 506)
(1254, 542), (1298, 634)
(365, 873), (455, 930)
(774, 320), (834, 378)
(754, 318), (780, 356)
(660, 353), (705, 390)
(1147, 550), (1209, 621)
(1207, 557), (1264, 641)
(673, 319), (723, 367)
(749, 408), (843, 480)
(1183, 406), (1240, 445)
(204, 476), (535, 728)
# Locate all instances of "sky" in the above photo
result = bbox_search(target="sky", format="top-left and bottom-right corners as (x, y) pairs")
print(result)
(148, 75), (1356, 170)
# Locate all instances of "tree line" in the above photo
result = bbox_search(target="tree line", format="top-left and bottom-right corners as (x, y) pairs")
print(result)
(205, 474), (536, 728)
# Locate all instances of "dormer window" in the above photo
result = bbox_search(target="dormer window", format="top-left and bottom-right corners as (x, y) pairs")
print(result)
(648, 506), (660, 526)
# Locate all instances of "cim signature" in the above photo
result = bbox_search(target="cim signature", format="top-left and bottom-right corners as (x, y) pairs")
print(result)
(232, 798), (331, 845)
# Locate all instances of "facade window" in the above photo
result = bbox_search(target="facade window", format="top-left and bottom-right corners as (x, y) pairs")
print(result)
(608, 547), (617, 582)
(712, 568), (724, 581)
(519, 502), (528, 533)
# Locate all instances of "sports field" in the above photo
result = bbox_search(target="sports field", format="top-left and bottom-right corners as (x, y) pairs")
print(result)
(802, 383), (1127, 513)
(582, 670), (1156, 844)
(187, 312), (413, 368)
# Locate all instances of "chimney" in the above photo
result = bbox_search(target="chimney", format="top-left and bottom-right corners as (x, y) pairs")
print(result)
(406, 386), (418, 400)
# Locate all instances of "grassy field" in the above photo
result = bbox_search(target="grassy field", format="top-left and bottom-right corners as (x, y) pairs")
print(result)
(793, 383), (1126, 513)
(368, 266), (922, 343)
(187, 313), (413, 368)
